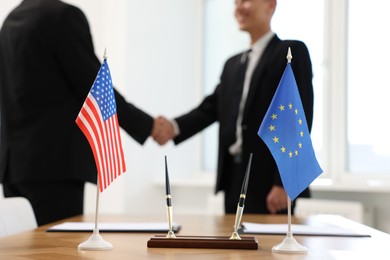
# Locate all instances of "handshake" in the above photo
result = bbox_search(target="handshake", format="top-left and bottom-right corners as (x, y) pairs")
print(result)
(151, 116), (176, 145)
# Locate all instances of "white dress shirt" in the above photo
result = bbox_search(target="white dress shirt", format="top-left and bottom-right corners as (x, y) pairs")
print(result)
(229, 31), (275, 155)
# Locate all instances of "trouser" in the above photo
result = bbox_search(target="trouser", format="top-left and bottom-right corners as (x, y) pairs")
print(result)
(224, 154), (248, 213)
(223, 153), (291, 214)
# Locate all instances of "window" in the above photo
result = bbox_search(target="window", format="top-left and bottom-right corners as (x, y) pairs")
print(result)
(347, 0), (390, 174)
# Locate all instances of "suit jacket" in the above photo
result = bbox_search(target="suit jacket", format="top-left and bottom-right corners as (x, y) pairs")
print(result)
(174, 35), (313, 209)
(0, 0), (153, 184)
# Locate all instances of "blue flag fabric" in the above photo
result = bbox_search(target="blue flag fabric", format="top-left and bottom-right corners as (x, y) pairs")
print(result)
(258, 63), (322, 201)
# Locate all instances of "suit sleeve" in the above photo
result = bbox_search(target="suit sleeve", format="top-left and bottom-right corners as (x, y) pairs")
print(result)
(173, 85), (219, 144)
(114, 89), (153, 144)
(290, 42), (314, 131)
(54, 5), (153, 144)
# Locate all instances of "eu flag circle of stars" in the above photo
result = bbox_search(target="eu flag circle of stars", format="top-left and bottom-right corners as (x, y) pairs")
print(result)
(266, 102), (306, 160)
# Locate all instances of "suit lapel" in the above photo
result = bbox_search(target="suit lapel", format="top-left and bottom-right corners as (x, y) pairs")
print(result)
(242, 35), (281, 120)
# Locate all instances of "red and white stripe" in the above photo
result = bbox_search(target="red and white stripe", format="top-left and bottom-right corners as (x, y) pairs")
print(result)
(76, 93), (126, 192)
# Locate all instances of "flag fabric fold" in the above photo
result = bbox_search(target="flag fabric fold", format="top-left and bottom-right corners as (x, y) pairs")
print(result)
(76, 59), (126, 192)
(258, 61), (322, 201)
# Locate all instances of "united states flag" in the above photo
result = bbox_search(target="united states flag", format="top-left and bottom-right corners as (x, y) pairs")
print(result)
(76, 59), (126, 192)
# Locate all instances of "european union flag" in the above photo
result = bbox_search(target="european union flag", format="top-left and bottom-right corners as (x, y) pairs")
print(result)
(258, 54), (322, 201)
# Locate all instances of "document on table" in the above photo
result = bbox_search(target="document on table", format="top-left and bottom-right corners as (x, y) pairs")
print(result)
(241, 215), (371, 237)
(47, 222), (181, 233)
(241, 222), (369, 237)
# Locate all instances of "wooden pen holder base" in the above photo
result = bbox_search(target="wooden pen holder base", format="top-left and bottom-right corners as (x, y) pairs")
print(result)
(147, 235), (258, 250)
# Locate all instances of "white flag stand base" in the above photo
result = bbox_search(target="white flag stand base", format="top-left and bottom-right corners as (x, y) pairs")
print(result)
(272, 196), (307, 254)
(272, 232), (307, 254)
(77, 181), (112, 250)
(78, 230), (113, 251)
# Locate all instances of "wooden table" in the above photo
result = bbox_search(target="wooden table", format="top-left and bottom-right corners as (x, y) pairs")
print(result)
(0, 214), (389, 259)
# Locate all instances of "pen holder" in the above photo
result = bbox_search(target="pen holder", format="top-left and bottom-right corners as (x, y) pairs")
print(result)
(147, 235), (258, 250)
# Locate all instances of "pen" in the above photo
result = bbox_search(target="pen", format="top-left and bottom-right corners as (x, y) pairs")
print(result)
(230, 153), (253, 240)
(165, 156), (176, 238)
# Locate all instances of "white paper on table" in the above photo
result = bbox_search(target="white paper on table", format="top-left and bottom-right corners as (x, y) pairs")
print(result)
(47, 222), (181, 233)
(241, 221), (370, 237)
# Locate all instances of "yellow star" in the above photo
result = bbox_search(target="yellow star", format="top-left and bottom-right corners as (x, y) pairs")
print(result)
(298, 119), (302, 125)
(271, 114), (277, 120)
(295, 109), (298, 114)
(279, 105), (285, 111)
(289, 151), (293, 158)
(269, 125), (276, 131)
(273, 136), (279, 143)
(300, 131), (304, 137)
(295, 150), (299, 156)
(281, 146), (286, 153)
(299, 142), (302, 148)
(289, 103), (293, 109)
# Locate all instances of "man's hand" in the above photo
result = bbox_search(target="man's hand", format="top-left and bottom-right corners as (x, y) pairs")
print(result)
(266, 185), (288, 214)
(151, 116), (175, 145)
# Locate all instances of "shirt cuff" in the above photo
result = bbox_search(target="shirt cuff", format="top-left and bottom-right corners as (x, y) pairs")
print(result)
(170, 119), (180, 137)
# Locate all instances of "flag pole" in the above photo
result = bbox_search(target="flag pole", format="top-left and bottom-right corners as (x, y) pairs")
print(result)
(287, 195), (291, 235)
(271, 47), (308, 254)
(78, 48), (113, 250)
(94, 178), (100, 233)
(78, 178), (113, 250)
(271, 196), (307, 254)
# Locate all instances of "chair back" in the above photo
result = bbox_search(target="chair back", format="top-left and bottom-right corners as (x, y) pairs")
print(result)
(0, 197), (37, 237)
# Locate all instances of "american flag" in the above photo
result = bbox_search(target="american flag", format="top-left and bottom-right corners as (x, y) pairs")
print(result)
(76, 59), (126, 192)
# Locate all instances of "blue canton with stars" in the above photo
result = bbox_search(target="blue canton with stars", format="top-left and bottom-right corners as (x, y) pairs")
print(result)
(90, 59), (117, 121)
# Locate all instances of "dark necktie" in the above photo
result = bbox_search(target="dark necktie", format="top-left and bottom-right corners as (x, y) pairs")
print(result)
(237, 50), (251, 97)
(229, 50), (251, 149)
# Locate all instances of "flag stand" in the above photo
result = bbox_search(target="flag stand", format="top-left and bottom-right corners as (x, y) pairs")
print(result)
(272, 196), (307, 254)
(78, 179), (113, 250)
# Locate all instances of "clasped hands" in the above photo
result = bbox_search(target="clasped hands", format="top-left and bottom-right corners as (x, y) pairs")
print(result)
(151, 116), (175, 145)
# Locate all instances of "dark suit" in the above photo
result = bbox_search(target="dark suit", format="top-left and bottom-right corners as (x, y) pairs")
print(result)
(0, 0), (153, 225)
(174, 35), (313, 213)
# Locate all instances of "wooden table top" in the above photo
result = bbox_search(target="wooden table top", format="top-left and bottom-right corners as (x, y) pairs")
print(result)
(0, 213), (389, 259)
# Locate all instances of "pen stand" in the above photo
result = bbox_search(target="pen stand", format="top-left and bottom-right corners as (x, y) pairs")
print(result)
(147, 235), (258, 250)
(150, 155), (258, 250)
